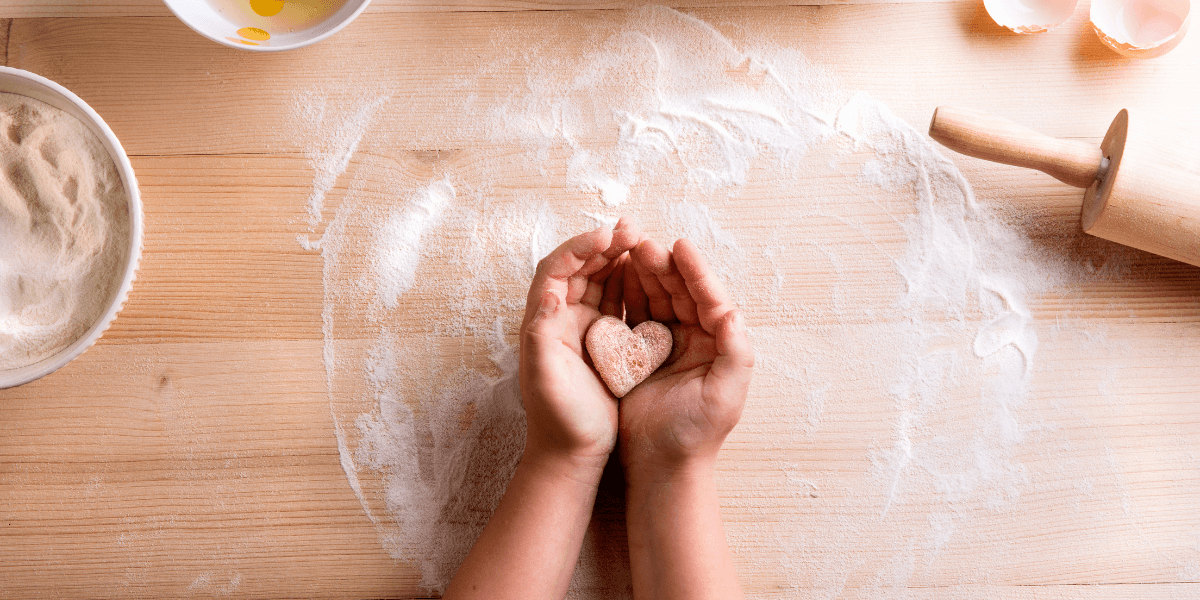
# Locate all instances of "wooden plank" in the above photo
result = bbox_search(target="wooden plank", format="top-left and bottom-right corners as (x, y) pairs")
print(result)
(0, 341), (413, 599)
(93, 151), (1200, 343)
(4, 7), (1197, 159)
(110, 155), (323, 342)
(1, 4), (1199, 599)
(0, 0), (957, 19)
(0, 18), (9, 66)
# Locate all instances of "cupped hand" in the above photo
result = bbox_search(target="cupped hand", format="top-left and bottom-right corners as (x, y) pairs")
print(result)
(519, 218), (643, 466)
(618, 238), (755, 472)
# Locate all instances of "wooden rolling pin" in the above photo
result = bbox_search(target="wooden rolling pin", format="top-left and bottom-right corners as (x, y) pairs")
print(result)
(929, 106), (1200, 268)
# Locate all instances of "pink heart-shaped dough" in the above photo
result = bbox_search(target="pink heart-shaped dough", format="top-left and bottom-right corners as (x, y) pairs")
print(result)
(585, 316), (673, 398)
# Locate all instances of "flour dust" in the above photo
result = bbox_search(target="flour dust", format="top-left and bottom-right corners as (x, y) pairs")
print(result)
(292, 6), (1187, 599)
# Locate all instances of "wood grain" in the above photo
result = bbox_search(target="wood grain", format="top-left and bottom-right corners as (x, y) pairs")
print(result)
(1, 2), (1199, 600)
(4, 7), (1197, 159)
(0, 18), (10, 67)
(0, 0), (955, 19)
(0, 342), (415, 599)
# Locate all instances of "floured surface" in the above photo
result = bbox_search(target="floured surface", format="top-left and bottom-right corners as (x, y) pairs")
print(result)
(1, 5), (1199, 600)
(292, 7), (1200, 598)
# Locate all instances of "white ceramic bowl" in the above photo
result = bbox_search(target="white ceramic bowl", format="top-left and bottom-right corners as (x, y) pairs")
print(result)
(0, 67), (143, 389)
(163, 0), (372, 52)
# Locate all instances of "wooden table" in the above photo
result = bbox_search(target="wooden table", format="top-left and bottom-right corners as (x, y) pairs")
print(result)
(2, 1), (1199, 599)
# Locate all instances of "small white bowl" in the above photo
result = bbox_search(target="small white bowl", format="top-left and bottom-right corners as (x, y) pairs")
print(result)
(163, 0), (372, 52)
(1091, 0), (1191, 58)
(0, 67), (143, 389)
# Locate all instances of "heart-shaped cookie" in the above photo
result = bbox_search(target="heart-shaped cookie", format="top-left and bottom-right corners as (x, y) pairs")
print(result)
(585, 316), (673, 398)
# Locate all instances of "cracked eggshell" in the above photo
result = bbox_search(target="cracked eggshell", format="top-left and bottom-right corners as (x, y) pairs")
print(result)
(1091, 0), (1191, 58)
(985, 0), (1079, 33)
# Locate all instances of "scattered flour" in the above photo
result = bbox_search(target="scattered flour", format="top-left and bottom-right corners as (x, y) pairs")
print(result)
(291, 6), (1180, 599)
(291, 90), (391, 227)
(372, 179), (454, 310)
(0, 93), (130, 370)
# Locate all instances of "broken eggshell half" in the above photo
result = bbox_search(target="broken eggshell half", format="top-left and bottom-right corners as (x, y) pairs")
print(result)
(985, 0), (1079, 33)
(1091, 0), (1191, 58)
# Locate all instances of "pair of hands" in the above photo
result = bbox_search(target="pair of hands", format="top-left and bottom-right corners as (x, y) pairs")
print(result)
(443, 217), (753, 600)
(519, 217), (755, 476)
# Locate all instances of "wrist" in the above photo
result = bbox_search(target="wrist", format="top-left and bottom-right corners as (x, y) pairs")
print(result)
(623, 454), (718, 489)
(520, 443), (610, 490)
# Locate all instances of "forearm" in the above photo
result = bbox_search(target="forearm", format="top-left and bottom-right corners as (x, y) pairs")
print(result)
(443, 449), (605, 600)
(625, 461), (744, 600)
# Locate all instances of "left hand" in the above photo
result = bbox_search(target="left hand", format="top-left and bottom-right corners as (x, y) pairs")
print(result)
(519, 218), (644, 466)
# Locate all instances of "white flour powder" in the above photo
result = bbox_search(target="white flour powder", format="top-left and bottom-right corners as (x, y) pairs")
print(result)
(294, 7), (1174, 599)
(0, 93), (129, 370)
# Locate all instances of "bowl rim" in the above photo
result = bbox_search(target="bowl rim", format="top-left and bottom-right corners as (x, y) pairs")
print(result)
(161, 0), (374, 52)
(0, 66), (144, 390)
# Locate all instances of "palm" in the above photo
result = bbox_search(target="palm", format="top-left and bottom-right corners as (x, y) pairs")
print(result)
(518, 220), (644, 462)
(617, 238), (754, 469)
(619, 324), (728, 464)
(523, 304), (620, 458)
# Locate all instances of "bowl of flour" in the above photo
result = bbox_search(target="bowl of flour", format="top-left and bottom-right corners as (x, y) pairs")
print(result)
(0, 67), (142, 389)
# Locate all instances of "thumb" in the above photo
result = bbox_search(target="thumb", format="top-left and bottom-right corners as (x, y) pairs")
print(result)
(706, 309), (754, 409)
(528, 289), (564, 333)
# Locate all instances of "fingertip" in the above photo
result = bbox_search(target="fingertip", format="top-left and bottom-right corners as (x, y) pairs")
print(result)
(590, 226), (615, 252)
(532, 289), (562, 323)
(632, 238), (671, 275)
(539, 289), (561, 314)
(605, 217), (643, 258)
(525, 288), (564, 336)
(535, 226), (614, 280)
(614, 215), (638, 236)
(717, 308), (755, 368)
(672, 238), (708, 274)
(614, 215), (642, 238)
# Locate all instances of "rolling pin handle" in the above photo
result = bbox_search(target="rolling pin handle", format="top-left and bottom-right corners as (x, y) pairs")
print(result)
(929, 106), (1105, 189)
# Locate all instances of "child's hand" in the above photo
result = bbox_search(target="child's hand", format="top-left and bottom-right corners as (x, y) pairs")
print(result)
(619, 238), (754, 474)
(446, 220), (644, 600)
(619, 238), (752, 600)
(519, 218), (643, 467)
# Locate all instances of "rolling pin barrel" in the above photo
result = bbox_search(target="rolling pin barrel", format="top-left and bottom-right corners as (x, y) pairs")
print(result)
(929, 106), (1105, 188)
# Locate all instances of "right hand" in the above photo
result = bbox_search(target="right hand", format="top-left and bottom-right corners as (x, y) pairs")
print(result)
(618, 238), (755, 474)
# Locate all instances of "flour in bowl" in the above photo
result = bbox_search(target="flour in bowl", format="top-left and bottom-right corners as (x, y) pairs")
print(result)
(0, 92), (130, 371)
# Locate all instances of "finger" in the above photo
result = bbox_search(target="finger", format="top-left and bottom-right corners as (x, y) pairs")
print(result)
(585, 216), (645, 282)
(571, 217), (645, 306)
(704, 309), (754, 428)
(656, 251), (699, 326)
(605, 216), (644, 259)
(599, 255), (627, 318)
(623, 256), (650, 326)
(570, 252), (614, 305)
(525, 288), (567, 340)
(673, 238), (733, 333)
(524, 227), (612, 327)
(630, 238), (676, 323)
